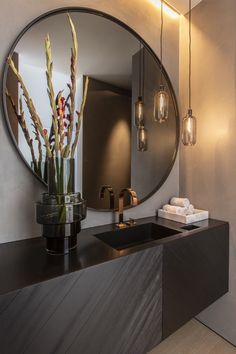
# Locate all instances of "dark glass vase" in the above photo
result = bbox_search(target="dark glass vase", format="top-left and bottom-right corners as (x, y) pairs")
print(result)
(36, 157), (87, 255)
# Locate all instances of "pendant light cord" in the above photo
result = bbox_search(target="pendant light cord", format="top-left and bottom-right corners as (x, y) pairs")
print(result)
(189, 0), (192, 110)
(160, 0), (164, 85)
(142, 44), (145, 100)
(138, 41), (145, 100)
(139, 41), (142, 97)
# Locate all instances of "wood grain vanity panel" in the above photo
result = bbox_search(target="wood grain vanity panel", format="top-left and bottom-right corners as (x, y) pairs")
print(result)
(0, 246), (162, 354)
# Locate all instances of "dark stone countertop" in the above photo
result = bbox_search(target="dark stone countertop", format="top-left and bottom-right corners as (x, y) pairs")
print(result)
(0, 216), (228, 295)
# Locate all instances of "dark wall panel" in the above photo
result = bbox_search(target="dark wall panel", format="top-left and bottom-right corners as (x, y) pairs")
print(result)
(83, 78), (131, 209)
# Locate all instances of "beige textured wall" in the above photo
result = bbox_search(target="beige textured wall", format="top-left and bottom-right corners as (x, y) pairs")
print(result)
(180, 0), (236, 344)
(0, 0), (180, 242)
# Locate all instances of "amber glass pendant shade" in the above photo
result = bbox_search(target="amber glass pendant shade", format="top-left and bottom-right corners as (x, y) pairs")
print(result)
(182, 0), (197, 146)
(182, 109), (197, 146)
(137, 126), (147, 151)
(153, 85), (169, 123)
(135, 96), (144, 127)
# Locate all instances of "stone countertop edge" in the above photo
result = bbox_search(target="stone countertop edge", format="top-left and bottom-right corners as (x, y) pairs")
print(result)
(0, 216), (228, 296)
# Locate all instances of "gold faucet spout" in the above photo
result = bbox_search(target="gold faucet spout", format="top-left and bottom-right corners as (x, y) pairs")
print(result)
(117, 188), (138, 227)
(99, 185), (115, 210)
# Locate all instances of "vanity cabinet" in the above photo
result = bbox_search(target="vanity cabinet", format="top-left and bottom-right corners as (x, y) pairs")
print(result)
(0, 217), (229, 354)
(0, 247), (163, 354)
(162, 223), (229, 338)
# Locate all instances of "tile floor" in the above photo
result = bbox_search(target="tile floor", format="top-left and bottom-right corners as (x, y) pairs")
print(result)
(149, 319), (236, 354)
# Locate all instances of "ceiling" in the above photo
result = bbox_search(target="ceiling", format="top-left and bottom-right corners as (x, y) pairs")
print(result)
(167, 0), (203, 14)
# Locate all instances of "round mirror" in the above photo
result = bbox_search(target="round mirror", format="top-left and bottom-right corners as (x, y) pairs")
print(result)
(2, 8), (179, 210)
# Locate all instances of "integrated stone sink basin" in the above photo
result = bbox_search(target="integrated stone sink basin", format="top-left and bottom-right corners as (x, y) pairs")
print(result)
(94, 222), (182, 250)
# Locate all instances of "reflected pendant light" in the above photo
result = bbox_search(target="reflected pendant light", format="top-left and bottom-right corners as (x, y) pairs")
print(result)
(135, 42), (144, 127)
(182, 0), (197, 146)
(137, 126), (148, 152)
(154, 0), (169, 123)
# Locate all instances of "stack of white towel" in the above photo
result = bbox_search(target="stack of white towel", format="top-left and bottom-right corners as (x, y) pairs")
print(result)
(163, 197), (195, 216)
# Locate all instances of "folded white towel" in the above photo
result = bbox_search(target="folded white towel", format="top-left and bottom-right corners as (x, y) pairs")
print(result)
(163, 204), (195, 216)
(163, 204), (187, 215)
(170, 197), (190, 208)
(186, 204), (195, 215)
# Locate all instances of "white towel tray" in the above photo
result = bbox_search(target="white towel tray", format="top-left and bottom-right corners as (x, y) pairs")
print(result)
(158, 208), (209, 224)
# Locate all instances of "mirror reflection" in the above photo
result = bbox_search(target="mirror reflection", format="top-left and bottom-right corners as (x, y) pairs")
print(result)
(3, 10), (179, 210)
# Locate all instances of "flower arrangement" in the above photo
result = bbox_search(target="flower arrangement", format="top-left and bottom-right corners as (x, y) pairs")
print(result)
(6, 14), (89, 179)
(6, 14), (89, 254)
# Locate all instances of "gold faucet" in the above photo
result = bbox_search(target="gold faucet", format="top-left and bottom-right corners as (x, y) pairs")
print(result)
(99, 185), (115, 210)
(116, 188), (138, 228)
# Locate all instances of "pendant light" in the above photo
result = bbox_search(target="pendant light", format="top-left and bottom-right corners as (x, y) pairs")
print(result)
(137, 126), (148, 152)
(154, 0), (169, 123)
(135, 42), (144, 127)
(182, 0), (197, 146)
